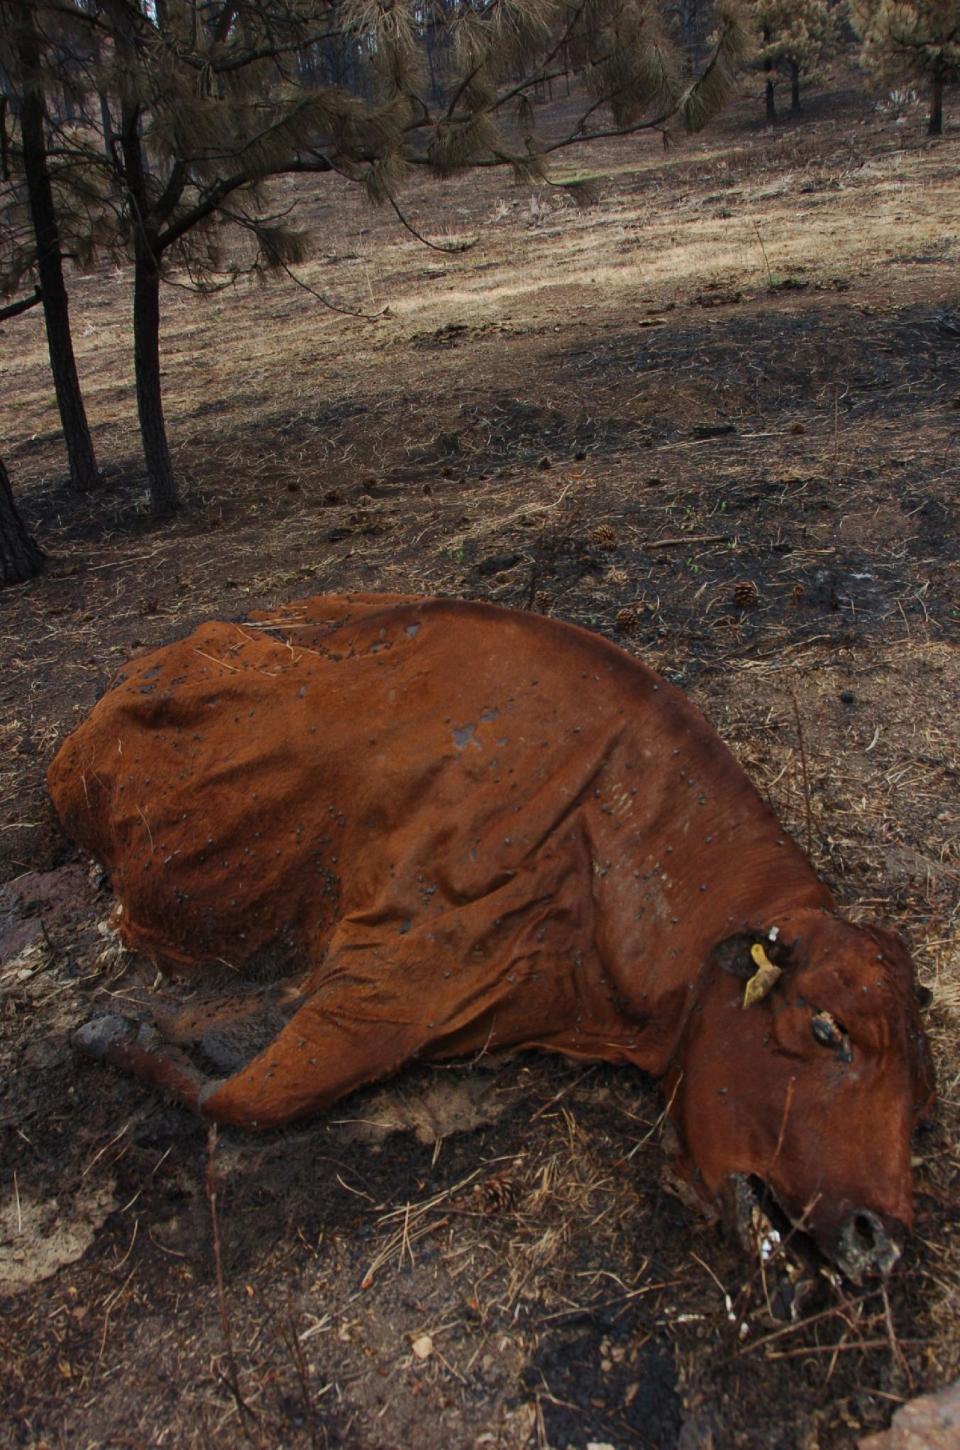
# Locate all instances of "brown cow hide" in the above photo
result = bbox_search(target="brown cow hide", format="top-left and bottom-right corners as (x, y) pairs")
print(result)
(47, 595), (935, 1277)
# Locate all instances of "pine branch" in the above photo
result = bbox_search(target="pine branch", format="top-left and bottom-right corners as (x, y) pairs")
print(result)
(276, 257), (384, 321)
(156, 154), (333, 254)
(384, 188), (476, 254)
(153, 160), (189, 228)
(0, 285), (41, 321)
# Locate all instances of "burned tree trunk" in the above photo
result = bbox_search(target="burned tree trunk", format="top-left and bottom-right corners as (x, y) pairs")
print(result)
(14, 4), (100, 493)
(0, 456), (45, 587)
(929, 72), (943, 136)
(116, 71), (178, 521)
(763, 29), (777, 125)
(132, 244), (178, 521)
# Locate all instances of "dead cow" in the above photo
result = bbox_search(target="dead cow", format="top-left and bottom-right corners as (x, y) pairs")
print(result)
(48, 594), (935, 1279)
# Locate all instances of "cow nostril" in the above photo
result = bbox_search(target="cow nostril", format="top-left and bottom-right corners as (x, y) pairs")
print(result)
(837, 1209), (901, 1282)
(851, 1212), (878, 1251)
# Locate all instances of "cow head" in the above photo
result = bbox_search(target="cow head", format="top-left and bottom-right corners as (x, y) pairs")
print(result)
(668, 908), (935, 1279)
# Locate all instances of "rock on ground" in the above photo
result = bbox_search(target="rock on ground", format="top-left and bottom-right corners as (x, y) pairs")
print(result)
(859, 1379), (960, 1450)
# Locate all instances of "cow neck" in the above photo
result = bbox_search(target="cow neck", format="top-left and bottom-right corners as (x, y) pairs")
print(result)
(579, 723), (832, 1072)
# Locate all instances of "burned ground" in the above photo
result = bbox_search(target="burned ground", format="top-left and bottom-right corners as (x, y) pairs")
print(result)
(1, 76), (959, 1449)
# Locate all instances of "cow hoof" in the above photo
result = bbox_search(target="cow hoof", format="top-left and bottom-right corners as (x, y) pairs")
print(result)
(74, 1014), (140, 1059)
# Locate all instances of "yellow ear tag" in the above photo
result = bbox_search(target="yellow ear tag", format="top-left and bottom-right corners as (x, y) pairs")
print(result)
(743, 942), (782, 1009)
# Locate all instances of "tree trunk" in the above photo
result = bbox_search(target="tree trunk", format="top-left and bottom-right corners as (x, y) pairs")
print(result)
(133, 245), (178, 520)
(425, 31), (441, 105)
(929, 72), (943, 136)
(14, 7), (100, 493)
(116, 78), (178, 520)
(790, 62), (801, 116)
(0, 456), (45, 587)
(99, 91), (116, 158)
(680, 0), (701, 71)
(762, 30), (776, 125)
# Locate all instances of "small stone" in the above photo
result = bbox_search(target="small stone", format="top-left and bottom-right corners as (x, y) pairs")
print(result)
(411, 1334), (434, 1360)
(859, 1377), (960, 1448)
(477, 552), (522, 577)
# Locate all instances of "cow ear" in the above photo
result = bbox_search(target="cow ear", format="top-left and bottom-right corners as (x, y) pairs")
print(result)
(711, 933), (764, 981)
(711, 930), (793, 981)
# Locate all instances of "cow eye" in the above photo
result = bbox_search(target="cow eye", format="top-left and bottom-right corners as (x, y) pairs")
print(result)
(811, 1012), (845, 1050)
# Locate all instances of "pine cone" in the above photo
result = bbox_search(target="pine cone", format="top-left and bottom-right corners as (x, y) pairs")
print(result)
(733, 579), (759, 608)
(473, 1172), (521, 1215)
(591, 524), (617, 547)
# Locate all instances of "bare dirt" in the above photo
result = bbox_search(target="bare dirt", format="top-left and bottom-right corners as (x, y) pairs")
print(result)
(1, 75), (959, 1449)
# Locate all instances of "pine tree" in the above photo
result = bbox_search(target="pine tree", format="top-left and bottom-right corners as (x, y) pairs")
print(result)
(0, 453), (45, 586)
(0, 0), (101, 492)
(750, 0), (837, 121)
(10, 0), (746, 520)
(853, 1), (959, 134)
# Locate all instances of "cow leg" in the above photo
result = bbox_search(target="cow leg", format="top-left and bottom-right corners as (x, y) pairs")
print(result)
(198, 988), (429, 1129)
(75, 891), (559, 1127)
(150, 987), (294, 1046)
(149, 986), (303, 1079)
(74, 1015), (211, 1114)
(74, 983), (303, 1107)
(74, 985), (430, 1130)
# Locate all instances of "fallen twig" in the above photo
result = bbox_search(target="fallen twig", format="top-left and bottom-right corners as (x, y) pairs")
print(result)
(734, 1294), (883, 1359)
(278, 1298), (325, 1450)
(881, 1284), (914, 1389)
(206, 1127), (259, 1444)
(644, 533), (728, 549)
(529, 1066), (597, 1123)
(789, 685), (814, 858)
(763, 1336), (930, 1360)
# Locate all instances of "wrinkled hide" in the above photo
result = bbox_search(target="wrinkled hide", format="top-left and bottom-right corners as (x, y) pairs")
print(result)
(48, 595), (935, 1273)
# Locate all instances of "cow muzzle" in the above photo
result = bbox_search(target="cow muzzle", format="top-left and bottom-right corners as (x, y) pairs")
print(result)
(728, 1176), (905, 1285)
(833, 1209), (902, 1283)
